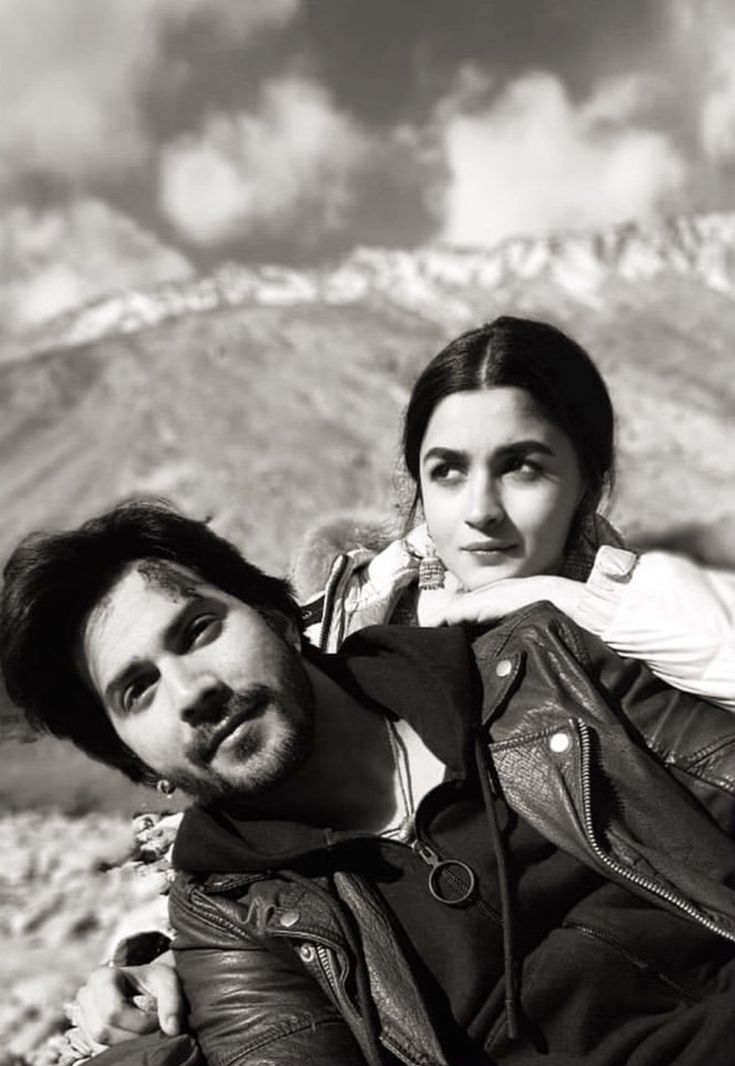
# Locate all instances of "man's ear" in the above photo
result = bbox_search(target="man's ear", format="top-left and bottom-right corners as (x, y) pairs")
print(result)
(263, 609), (302, 651)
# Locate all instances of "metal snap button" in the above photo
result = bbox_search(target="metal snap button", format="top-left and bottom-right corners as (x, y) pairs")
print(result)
(279, 909), (300, 927)
(495, 658), (512, 678)
(299, 943), (316, 963)
(549, 731), (571, 754)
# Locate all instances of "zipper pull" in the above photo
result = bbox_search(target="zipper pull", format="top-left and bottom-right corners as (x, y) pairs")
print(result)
(413, 840), (477, 907)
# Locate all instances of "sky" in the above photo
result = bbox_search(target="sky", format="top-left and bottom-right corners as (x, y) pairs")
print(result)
(2, 0), (735, 332)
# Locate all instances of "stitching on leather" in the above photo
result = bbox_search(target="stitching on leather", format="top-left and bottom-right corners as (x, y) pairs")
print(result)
(177, 890), (255, 941)
(487, 604), (590, 666)
(489, 724), (568, 751)
(676, 732), (735, 769)
(647, 736), (735, 791)
(221, 1015), (352, 1066)
(176, 884), (350, 964)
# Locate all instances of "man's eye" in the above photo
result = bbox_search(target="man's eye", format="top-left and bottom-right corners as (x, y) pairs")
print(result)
(123, 675), (154, 713)
(185, 615), (220, 649)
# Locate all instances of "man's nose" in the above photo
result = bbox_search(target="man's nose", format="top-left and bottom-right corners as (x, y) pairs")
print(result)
(167, 663), (230, 725)
(465, 474), (504, 530)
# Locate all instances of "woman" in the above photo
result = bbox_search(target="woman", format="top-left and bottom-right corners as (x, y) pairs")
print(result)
(296, 316), (735, 709)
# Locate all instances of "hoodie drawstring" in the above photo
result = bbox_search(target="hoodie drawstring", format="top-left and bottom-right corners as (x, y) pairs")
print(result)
(474, 735), (520, 1041)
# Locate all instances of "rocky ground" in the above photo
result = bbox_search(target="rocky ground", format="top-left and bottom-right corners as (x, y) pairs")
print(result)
(0, 810), (177, 1064)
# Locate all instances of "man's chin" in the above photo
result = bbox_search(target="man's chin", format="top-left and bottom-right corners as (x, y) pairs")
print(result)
(174, 707), (313, 805)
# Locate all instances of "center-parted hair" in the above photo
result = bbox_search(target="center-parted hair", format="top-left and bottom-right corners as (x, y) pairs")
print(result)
(402, 316), (615, 525)
(0, 499), (302, 784)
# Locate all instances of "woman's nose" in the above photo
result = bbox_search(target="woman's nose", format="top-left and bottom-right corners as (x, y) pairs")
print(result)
(465, 475), (504, 530)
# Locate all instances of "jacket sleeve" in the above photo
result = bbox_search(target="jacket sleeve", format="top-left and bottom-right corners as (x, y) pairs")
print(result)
(573, 547), (735, 711)
(169, 881), (368, 1066)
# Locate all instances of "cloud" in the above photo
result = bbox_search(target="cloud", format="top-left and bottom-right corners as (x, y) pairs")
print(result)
(158, 78), (370, 245)
(664, 0), (735, 164)
(0, 0), (300, 190)
(697, 25), (735, 162)
(436, 70), (686, 246)
(0, 199), (193, 335)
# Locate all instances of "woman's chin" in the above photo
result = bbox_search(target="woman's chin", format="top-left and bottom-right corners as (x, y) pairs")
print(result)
(457, 556), (526, 589)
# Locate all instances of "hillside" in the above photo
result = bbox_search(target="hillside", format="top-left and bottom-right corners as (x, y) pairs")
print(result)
(2, 211), (735, 744)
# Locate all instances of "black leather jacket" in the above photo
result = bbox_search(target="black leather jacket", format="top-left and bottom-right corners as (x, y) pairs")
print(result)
(169, 605), (735, 1066)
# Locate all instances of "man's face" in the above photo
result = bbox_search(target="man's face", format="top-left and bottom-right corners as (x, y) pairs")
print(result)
(78, 560), (313, 802)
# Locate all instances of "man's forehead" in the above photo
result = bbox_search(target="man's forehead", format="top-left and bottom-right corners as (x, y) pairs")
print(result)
(79, 560), (207, 696)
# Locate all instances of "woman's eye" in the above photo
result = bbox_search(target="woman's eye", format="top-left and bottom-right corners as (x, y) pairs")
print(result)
(507, 459), (543, 482)
(429, 462), (464, 484)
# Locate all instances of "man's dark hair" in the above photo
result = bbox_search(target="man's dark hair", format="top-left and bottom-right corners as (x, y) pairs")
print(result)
(0, 499), (302, 784)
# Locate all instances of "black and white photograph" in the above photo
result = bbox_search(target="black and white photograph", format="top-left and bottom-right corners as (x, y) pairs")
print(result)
(1, 2), (734, 1064)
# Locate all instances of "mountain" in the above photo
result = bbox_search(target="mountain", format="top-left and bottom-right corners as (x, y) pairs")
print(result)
(1, 210), (735, 748)
(0, 199), (194, 339)
(6, 210), (735, 359)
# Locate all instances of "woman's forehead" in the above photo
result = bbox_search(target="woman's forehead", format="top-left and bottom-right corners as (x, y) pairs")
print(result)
(421, 387), (556, 447)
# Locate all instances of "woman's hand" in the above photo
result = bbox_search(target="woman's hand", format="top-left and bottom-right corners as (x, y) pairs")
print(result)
(72, 952), (184, 1047)
(435, 575), (583, 627)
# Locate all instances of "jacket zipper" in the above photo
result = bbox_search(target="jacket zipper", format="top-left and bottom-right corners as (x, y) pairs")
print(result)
(314, 942), (341, 993)
(577, 720), (735, 943)
(314, 942), (430, 1066)
(319, 553), (350, 651)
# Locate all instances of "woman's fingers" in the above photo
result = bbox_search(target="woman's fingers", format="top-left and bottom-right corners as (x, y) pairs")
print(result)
(136, 961), (184, 1036)
(438, 576), (581, 626)
(73, 960), (183, 1046)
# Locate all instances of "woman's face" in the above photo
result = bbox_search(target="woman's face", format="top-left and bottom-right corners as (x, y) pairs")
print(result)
(419, 387), (585, 590)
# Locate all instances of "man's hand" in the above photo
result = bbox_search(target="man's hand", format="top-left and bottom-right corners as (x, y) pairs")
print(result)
(72, 953), (184, 1047)
(436, 575), (583, 627)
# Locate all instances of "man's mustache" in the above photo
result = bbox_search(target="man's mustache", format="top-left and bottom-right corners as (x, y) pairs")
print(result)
(187, 686), (272, 766)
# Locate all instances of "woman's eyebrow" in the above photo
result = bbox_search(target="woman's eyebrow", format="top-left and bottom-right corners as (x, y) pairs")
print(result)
(423, 440), (554, 464)
(496, 440), (554, 458)
(422, 446), (465, 463)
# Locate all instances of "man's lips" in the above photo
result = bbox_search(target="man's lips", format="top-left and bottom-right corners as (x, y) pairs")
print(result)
(201, 693), (269, 763)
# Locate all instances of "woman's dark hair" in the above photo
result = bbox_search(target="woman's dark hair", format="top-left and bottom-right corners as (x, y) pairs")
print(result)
(0, 499), (302, 785)
(402, 315), (615, 525)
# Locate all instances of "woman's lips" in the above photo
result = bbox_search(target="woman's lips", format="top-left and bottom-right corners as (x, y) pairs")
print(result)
(460, 541), (516, 554)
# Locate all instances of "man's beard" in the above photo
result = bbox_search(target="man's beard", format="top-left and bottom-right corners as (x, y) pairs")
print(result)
(166, 645), (315, 805)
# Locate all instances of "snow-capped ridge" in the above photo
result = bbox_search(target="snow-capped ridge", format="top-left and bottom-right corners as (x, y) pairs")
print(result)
(8, 210), (735, 359)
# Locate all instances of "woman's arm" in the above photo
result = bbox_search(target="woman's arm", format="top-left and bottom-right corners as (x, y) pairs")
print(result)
(436, 547), (735, 710)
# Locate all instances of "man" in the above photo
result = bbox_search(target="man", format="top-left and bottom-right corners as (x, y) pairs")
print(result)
(2, 499), (735, 1066)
